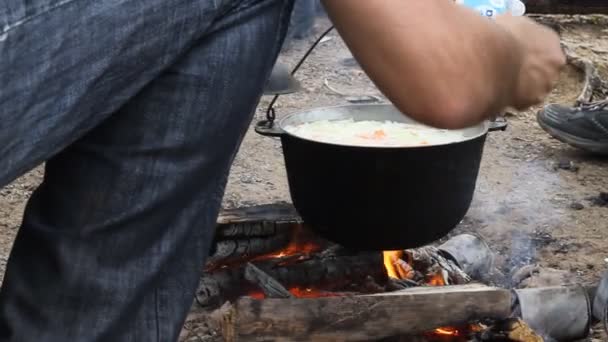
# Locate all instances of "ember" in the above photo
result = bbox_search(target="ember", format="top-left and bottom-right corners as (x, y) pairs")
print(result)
(288, 287), (342, 298)
(246, 291), (265, 300)
(424, 326), (475, 342)
(435, 327), (459, 336)
(248, 287), (343, 299)
(254, 225), (321, 261)
(427, 271), (448, 286)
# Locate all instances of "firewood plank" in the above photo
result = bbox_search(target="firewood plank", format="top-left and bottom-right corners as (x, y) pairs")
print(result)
(217, 202), (300, 225)
(222, 284), (512, 341)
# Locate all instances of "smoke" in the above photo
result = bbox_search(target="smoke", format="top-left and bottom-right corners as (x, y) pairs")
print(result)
(508, 231), (536, 270)
(466, 158), (567, 287)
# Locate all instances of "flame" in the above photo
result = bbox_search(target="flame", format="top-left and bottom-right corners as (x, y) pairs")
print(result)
(427, 271), (447, 286)
(383, 250), (414, 279)
(256, 241), (320, 260)
(434, 327), (460, 336)
(383, 251), (472, 340)
(206, 225), (323, 272)
(253, 225), (321, 262)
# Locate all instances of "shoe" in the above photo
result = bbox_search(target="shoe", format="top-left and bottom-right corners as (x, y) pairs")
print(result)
(537, 100), (608, 154)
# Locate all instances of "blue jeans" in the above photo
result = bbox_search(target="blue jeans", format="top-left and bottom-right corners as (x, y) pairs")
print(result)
(0, 0), (293, 340)
(286, 0), (319, 39)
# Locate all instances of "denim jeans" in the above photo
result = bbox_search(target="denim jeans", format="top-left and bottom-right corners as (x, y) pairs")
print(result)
(286, 0), (318, 40)
(0, 0), (293, 340)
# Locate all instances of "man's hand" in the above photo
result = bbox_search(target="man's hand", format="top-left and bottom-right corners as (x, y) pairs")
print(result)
(496, 15), (566, 110)
(321, 0), (565, 129)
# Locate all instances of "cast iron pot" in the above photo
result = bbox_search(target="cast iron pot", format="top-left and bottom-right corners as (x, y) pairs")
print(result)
(255, 104), (503, 251)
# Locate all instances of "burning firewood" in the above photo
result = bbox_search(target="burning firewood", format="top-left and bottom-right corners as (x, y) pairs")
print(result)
(383, 246), (471, 286)
(206, 234), (293, 270)
(189, 203), (598, 342)
(208, 203), (305, 270)
(202, 202), (484, 308)
(243, 262), (293, 299)
(196, 249), (386, 307)
(219, 284), (513, 342)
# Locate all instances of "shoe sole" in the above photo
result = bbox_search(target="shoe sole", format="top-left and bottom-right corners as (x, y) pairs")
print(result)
(537, 113), (608, 155)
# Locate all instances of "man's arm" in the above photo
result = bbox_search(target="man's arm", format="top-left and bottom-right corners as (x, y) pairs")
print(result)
(322, 0), (559, 129)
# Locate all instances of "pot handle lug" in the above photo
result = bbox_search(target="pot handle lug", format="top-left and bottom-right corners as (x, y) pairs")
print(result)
(255, 120), (285, 137)
(488, 118), (508, 132)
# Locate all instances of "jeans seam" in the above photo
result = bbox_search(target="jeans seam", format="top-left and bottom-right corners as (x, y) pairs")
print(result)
(275, 0), (293, 52)
(1, 0), (80, 37)
(155, 287), (161, 342)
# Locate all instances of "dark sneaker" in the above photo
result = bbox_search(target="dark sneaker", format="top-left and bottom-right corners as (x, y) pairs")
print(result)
(537, 100), (608, 154)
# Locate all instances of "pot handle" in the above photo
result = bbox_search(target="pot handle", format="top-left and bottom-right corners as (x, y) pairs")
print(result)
(256, 26), (336, 139)
(255, 120), (286, 137)
(488, 118), (508, 132)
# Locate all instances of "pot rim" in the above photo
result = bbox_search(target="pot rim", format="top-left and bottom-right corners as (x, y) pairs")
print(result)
(275, 103), (491, 149)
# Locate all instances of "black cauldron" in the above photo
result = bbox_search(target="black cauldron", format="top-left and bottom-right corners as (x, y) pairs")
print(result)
(256, 104), (503, 250)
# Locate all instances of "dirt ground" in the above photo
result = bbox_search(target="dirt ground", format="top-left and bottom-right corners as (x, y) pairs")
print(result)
(0, 15), (607, 342)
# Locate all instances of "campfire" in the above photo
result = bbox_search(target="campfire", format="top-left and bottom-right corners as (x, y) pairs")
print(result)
(185, 203), (595, 342)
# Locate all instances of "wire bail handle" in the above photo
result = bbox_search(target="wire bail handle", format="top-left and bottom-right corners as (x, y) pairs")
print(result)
(260, 26), (335, 129)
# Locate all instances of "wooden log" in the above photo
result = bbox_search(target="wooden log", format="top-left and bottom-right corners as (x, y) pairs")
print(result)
(262, 251), (386, 290)
(196, 268), (247, 308)
(220, 284), (512, 342)
(210, 203), (324, 269)
(196, 251), (386, 307)
(407, 246), (471, 285)
(206, 233), (293, 270)
(217, 202), (300, 225)
(215, 220), (294, 240)
(525, 0), (608, 14)
(211, 203), (300, 267)
(243, 262), (293, 299)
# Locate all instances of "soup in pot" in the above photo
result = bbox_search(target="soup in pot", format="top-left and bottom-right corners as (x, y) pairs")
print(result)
(283, 119), (469, 147)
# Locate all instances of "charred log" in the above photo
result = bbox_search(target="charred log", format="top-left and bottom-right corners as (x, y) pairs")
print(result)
(215, 221), (294, 240)
(243, 262), (293, 299)
(196, 250), (386, 307)
(261, 251), (386, 290)
(209, 204), (301, 268)
(407, 246), (471, 285)
(216, 202), (300, 226)
(210, 204), (331, 270)
(206, 233), (292, 270)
